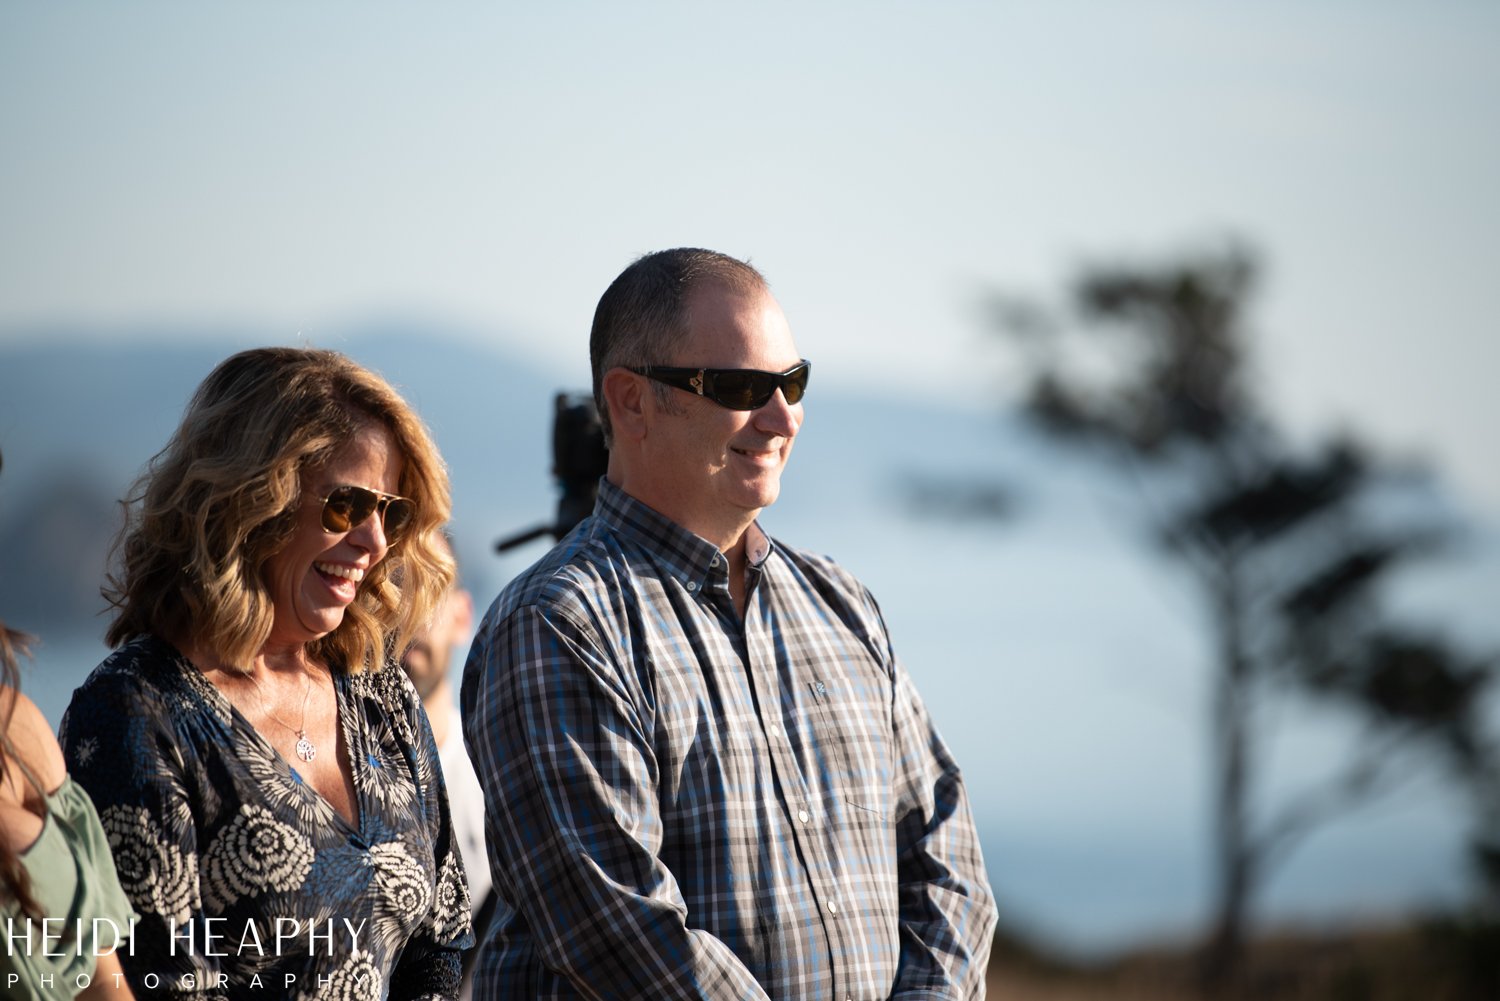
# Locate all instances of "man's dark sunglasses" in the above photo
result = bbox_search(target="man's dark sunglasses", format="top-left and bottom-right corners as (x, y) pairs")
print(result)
(630, 359), (811, 411)
(319, 485), (416, 544)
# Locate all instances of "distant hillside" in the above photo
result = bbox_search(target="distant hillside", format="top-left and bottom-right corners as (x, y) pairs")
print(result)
(0, 469), (117, 630)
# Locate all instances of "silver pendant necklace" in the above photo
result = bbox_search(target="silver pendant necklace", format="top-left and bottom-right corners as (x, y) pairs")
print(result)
(248, 668), (317, 763)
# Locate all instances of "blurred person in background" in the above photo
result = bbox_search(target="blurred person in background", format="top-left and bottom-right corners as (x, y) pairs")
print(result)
(1, 446), (136, 1000)
(399, 533), (491, 1000)
(61, 348), (473, 999)
(463, 249), (997, 1000)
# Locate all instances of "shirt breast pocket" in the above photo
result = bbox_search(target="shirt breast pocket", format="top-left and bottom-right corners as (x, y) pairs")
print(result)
(804, 668), (895, 820)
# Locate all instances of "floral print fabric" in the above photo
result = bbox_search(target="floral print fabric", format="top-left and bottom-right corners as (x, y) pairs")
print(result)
(61, 636), (472, 1000)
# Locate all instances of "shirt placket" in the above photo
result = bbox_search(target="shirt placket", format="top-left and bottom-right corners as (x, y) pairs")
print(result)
(739, 565), (855, 1001)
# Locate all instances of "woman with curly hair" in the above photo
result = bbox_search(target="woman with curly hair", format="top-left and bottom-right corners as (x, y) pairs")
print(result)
(61, 348), (472, 1000)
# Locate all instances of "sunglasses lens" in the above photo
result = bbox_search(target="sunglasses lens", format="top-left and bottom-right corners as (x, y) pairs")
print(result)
(782, 364), (809, 405)
(321, 486), (360, 533)
(709, 370), (773, 410)
(711, 364), (809, 409)
(320, 486), (381, 534)
(382, 498), (415, 543)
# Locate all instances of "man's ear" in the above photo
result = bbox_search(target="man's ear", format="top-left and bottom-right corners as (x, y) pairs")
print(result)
(602, 368), (649, 443)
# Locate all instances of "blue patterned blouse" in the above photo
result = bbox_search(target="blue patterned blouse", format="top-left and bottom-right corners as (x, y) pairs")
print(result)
(60, 636), (473, 1001)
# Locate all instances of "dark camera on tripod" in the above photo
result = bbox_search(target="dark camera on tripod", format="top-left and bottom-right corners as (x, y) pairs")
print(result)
(495, 392), (609, 553)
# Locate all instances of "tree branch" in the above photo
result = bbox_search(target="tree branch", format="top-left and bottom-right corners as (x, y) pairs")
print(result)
(1251, 726), (1435, 872)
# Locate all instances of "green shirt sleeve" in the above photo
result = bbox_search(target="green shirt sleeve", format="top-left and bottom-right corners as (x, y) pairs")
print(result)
(0, 776), (139, 999)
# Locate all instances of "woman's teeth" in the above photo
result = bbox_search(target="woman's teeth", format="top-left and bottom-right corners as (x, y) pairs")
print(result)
(315, 563), (364, 582)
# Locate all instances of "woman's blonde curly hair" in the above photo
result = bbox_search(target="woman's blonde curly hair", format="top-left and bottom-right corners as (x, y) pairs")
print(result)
(104, 347), (454, 674)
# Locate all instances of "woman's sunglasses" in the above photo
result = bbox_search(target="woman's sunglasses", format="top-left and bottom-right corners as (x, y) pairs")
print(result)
(318, 485), (416, 544)
(630, 359), (811, 411)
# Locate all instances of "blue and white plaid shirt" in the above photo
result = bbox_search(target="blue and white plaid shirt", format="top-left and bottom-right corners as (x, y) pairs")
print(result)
(461, 479), (996, 1000)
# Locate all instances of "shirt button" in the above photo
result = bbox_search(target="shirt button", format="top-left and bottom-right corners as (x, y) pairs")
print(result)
(797, 809), (810, 824)
(710, 555), (721, 568)
(827, 900), (838, 914)
(685, 580), (697, 592)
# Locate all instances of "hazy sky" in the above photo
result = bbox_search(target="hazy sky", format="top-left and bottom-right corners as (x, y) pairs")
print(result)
(2, 1), (1497, 513)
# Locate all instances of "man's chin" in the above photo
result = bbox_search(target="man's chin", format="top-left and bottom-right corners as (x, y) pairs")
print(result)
(737, 478), (782, 513)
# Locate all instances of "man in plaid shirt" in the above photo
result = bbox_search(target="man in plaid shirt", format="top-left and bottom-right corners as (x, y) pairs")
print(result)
(462, 248), (997, 1000)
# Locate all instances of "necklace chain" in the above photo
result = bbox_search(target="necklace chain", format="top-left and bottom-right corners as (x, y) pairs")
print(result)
(247, 668), (317, 763)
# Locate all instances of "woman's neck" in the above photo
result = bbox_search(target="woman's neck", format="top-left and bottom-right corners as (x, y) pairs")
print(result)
(172, 634), (317, 679)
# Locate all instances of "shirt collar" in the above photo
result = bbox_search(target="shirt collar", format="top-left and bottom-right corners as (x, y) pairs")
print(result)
(593, 478), (773, 595)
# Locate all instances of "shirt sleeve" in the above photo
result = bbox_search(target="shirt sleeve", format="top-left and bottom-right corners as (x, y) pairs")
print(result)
(382, 668), (472, 1001)
(883, 638), (999, 1000)
(465, 601), (773, 1001)
(0, 777), (141, 999)
(60, 671), (227, 1001)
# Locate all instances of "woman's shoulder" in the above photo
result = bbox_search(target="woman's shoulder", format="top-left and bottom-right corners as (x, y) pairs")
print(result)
(1, 686), (67, 796)
(72, 635), (192, 698)
(63, 635), (222, 740)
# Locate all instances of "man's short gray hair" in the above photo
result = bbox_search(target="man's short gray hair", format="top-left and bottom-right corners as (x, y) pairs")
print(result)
(589, 248), (768, 446)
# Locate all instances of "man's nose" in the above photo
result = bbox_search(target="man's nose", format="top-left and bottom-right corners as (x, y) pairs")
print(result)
(753, 389), (802, 438)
